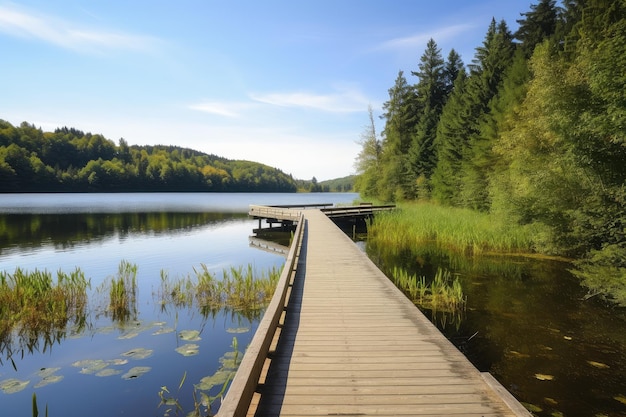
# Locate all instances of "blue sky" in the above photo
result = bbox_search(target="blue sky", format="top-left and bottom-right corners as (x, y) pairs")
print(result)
(1, 0), (532, 181)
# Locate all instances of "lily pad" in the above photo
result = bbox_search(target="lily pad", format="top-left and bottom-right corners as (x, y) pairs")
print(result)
(37, 367), (61, 378)
(118, 331), (140, 340)
(175, 343), (200, 356)
(226, 327), (250, 334)
(0, 378), (30, 394)
(121, 347), (153, 360)
(521, 402), (543, 413)
(534, 373), (555, 381)
(73, 359), (109, 374)
(179, 330), (201, 341)
(96, 369), (123, 377)
(108, 358), (128, 366)
(614, 395), (626, 405)
(122, 366), (151, 380)
(34, 374), (64, 388)
(195, 371), (233, 390)
(587, 360), (610, 369)
(153, 327), (175, 335)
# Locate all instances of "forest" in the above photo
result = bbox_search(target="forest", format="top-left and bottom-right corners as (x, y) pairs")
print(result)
(0, 121), (298, 193)
(354, 0), (626, 302)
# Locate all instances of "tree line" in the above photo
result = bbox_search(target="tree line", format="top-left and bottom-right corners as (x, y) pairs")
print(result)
(354, 0), (626, 300)
(0, 121), (297, 193)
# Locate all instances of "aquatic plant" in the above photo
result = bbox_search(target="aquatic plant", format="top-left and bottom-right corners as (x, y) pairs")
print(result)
(156, 264), (282, 316)
(0, 267), (90, 364)
(368, 202), (544, 255)
(158, 337), (241, 416)
(391, 266), (466, 313)
(96, 260), (138, 323)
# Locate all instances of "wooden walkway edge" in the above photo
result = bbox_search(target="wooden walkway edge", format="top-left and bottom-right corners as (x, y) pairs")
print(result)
(218, 208), (531, 417)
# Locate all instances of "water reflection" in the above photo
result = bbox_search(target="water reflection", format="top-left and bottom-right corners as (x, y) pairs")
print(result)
(0, 212), (248, 254)
(366, 239), (626, 417)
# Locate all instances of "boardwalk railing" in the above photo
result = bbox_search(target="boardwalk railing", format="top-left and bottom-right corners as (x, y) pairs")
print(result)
(249, 205), (302, 222)
(216, 212), (305, 417)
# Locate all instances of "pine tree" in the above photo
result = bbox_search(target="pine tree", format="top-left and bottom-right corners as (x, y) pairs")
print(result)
(515, 0), (560, 57)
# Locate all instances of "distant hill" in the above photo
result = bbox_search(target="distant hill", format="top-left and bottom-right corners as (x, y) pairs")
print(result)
(295, 175), (355, 193)
(0, 120), (297, 193)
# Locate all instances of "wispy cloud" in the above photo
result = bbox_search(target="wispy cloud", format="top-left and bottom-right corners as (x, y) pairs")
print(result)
(0, 4), (159, 53)
(188, 101), (254, 118)
(250, 87), (370, 113)
(376, 24), (476, 52)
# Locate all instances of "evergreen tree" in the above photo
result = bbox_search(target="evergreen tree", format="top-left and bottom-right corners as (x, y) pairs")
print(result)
(354, 106), (382, 198)
(407, 39), (447, 195)
(460, 20), (516, 210)
(515, 0), (560, 57)
(379, 71), (418, 201)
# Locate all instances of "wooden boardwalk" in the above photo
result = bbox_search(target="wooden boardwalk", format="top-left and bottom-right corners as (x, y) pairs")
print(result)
(219, 208), (531, 417)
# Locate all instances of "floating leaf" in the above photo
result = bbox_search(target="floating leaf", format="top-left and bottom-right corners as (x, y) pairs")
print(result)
(508, 350), (530, 359)
(534, 373), (555, 381)
(521, 402), (543, 413)
(108, 359), (128, 366)
(175, 344), (200, 356)
(587, 361), (609, 369)
(195, 371), (233, 390)
(122, 347), (153, 360)
(563, 336), (573, 341)
(226, 327), (250, 334)
(37, 367), (61, 378)
(118, 331), (140, 340)
(73, 359), (108, 374)
(122, 366), (151, 380)
(544, 397), (558, 406)
(96, 369), (123, 377)
(34, 374), (64, 388)
(550, 411), (564, 417)
(179, 330), (201, 341)
(0, 378), (30, 394)
(614, 395), (626, 405)
(153, 327), (175, 335)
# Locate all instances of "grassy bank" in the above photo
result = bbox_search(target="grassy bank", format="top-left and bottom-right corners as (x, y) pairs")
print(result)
(368, 202), (545, 256)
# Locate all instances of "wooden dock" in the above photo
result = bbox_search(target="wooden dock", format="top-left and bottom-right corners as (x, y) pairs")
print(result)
(218, 207), (531, 417)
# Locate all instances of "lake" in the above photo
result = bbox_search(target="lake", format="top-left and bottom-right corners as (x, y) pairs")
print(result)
(2, 192), (626, 417)
(0, 192), (358, 417)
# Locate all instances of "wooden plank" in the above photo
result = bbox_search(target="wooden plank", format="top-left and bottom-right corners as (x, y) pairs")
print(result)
(220, 206), (531, 417)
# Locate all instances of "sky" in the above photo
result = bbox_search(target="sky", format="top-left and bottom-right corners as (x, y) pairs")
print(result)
(0, 0), (533, 181)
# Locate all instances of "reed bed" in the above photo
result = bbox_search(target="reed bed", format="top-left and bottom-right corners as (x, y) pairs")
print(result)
(391, 266), (465, 312)
(96, 260), (139, 323)
(157, 264), (282, 314)
(0, 267), (90, 362)
(369, 202), (543, 255)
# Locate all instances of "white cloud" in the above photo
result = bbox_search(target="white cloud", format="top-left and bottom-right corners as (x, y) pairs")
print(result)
(376, 23), (476, 52)
(250, 87), (370, 113)
(0, 4), (159, 53)
(188, 101), (254, 118)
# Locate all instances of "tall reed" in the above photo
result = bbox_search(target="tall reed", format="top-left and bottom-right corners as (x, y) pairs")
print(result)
(157, 264), (282, 316)
(0, 267), (90, 362)
(369, 202), (544, 255)
(391, 267), (466, 313)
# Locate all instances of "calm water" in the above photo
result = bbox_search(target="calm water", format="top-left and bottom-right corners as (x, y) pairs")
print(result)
(367, 242), (626, 417)
(0, 192), (358, 417)
(3, 193), (626, 417)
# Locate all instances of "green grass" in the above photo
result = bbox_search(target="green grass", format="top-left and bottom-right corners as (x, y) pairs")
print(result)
(368, 202), (544, 255)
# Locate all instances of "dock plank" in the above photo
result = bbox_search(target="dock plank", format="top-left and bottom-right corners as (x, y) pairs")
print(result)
(250, 209), (531, 417)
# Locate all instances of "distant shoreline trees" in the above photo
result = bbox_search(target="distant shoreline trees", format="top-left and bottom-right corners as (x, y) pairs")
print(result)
(0, 121), (298, 193)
